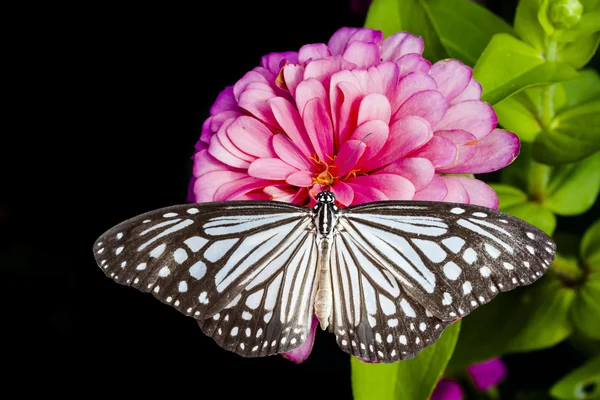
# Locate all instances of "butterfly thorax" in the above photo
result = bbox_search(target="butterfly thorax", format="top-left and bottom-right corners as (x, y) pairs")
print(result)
(313, 191), (339, 239)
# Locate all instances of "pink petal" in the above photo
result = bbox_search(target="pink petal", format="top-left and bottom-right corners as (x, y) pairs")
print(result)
(431, 379), (463, 400)
(333, 140), (367, 177)
(327, 27), (362, 55)
(363, 116), (432, 171)
(270, 97), (313, 157)
(434, 100), (497, 139)
(347, 28), (384, 46)
(345, 182), (388, 204)
(286, 170), (313, 187)
(381, 32), (424, 62)
(208, 121), (251, 169)
(440, 176), (470, 204)
(393, 72), (438, 113)
(440, 129), (520, 174)
(271, 134), (314, 171)
(408, 135), (457, 168)
(187, 176), (196, 203)
(238, 88), (277, 128)
(237, 190), (271, 201)
(376, 62), (401, 104)
(217, 120), (256, 163)
(264, 185), (304, 203)
(214, 176), (270, 201)
(330, 79), (362, 146)
(226, 116), (275, 159)
(396, 53), (432, 77)
(380, 157), (435, 191)
(233, 70), (272, 102)
(446, 176), (499, 209)
(298, 43), (332, 63)
(302, 97), (334, 162)
(295, 78), (328, 116)
(193, 170), (247, 203)
(435, 130), (478, 171)
(261, 51), (299, 74)
(281, 315), (318, 363)
(343, 41), (380, 68)
(358, 93), (391, 126)
(395, 90), (448, 126)
(304, 56), (355, 89)
(210, 86), (238, 115)
(283, 64), (304, 98)
(331, 180), (354, 206)
(248, 158), (299, 180)
(193, 149), (229, 177)
(348, 174), (416, 200)
(413, 175), (448, 201)
(451, 78), (483, 105)
(467, 358), (507, 391)
(350, 119), (389, 171)
(429, 59), (472, 102)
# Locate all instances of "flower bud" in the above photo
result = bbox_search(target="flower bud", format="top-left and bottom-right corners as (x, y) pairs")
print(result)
(550, 0), (584, 29)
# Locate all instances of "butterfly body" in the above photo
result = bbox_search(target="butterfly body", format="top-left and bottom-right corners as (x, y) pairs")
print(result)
(93, 193), (556, 363)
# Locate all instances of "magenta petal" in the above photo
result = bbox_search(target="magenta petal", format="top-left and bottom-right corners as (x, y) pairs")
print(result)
(208, 125), (251, 169)
(271, 134), (313, 171)
(193, 149), (229, 177)
(283, 64), (304, 98)
(446, 176), (499, 208)
(440, 176), (470, 204)
(264, 185), (302, 203)
(238, 88), (277, 127)
(429, 59), (472, 102)
(333, 140), (367, 177)
(261, 51), (299, 74)
(331, 180), (354, 206)
(193, 170), (246, 203)
(214, 176), (269, 201)
(227, 116), (275, 159)
(349, 174), (415, 200)
(304, 56), (355, 89)
(435, 130), (478, 171)
(358, 93), (392, 126)
(302, 98), (334, 162)
(343, 41), (380, 68)
(210, 86), (238, 115)
(396, 53), (432, 78)
(217, 120), (256, 163)
(345, 182), (388, 203)
(408, 135), (457, 168)
(393, 72), (438, 113)
(350, 119), (389, 170)
(440, 129), (520, 174)
(365, 116), (432, 171)
(298, 43), (332, 63)
(435, 100), (497, 139)
(413, 175), (448, 201)
(286, 170), (313, 187)
(451, 78), (483, 105)
(467, 358), (507, 391)
(396, 90), (448, 127)
(233, 70), (272, 101)
(381, 32), (424, 62)
(327, 27), (361, 55)
(431, 379), (464, 400)
(331, 80), (362, 145)
(380, 157), (435, 191)
(270, 97), (313, 157)
(295, 78), (328, 116)
(281, 315), (318, 363)
(248, 158), (299, 180)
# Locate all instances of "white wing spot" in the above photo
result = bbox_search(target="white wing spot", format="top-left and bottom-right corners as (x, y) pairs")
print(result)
(198, 291), (209, 304)
(526, 245), (535, 254)
(484, 243), (501, 259)
(163, 212), (178, 218)
(116, 232), (123, 240)
(412, 239), (447, 263)
(471, 300), (477, 306)
(184, 236), (208, 252)
(158, 266), (170, 277)
(379, 294), (397, 316)
(419, 322), (427, 331)
(512, 277), (518, 284)
(415, 337), (420, 344)
(239, 344), (246, 351)
(523, 261), (530, 268)
(491, 285), (498, 292)
(174, 300), (180, 306)
(400, 299), (416, 317)
(463, 281), (472, 295)
(187, 208), (199, 214)
(150, 244), (166, 258)
(213, 313), (220, 320)
(375, 333), (382, 343)
(218, 328), (222, 335)
(388, 318), (399, 328)
(368, 315), (377, 327)
(391, 350), (396, 357)
(101, 260), (106, 266)
(110, 272), (115, 277)
(256, 328), (263, 338)
(246, 289), (264, 310)
(264, 312), (272, 323)
(136, 263), (147, 271)
(115, 247), (124, 255)
(281, 338), (287, 345)
(399, 335), (407, 345)
(245, 328), (251, 337)
(291, 338), (297, 345)
(449, 312), (456, 317)
(545, 247), (553, 253)
(204, 239), (237, 262)
(527, 232), (535, 239)
(462, 248), (477, 264)
(443, 261), (462, 280)
(252, 345), (259, 352)
(97, 242), (103, 247)
(478, 296), (485, 302)
(480, 266), (491, 277)
(121, 261), (127, 268)
(450, 207), (465, 214)
(134, 278), (139, 284)
(442, 237), (465, 253)
(143, 219), (151, 223)
(178, 281), (188, 292)
(378, 351), (384, 358)
(194, 311), (200, 316)
(153, 286), (160, 293)
(97, 248), (104, 254)
(242, 311), (252, 320)
(442, 292), (452, 305)
(173, 248), (188, 264)
(472, 212), (487, 218)
(503, 262), (514, 270)
(360, 343), (366, 350)
(369, 344), (374, 352)
(342, 339), (347, 346)
(386, 334), (393, 343)
(230, 327), (238, 336)
(189, 261), (207, 280)
(166, 296), (172, 303)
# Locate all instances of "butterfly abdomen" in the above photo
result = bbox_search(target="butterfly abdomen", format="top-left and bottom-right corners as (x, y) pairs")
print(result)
(315, 238), (333, 330)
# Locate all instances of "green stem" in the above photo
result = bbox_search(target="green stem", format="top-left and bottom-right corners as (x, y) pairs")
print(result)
(551, 255), (586, 287)
(528, 161), (551, 202)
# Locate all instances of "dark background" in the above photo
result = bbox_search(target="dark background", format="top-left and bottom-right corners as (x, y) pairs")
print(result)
(5, 0), (597, 397)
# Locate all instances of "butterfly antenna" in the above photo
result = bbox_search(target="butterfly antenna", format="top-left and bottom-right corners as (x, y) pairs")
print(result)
(337, 132), (373, 175)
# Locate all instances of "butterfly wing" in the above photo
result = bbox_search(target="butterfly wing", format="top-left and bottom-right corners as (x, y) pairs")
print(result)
(92, 201), (317, 356)
(330, 200), (555, 362)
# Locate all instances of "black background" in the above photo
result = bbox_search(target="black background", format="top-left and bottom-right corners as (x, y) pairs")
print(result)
(5, 0), (598, 397)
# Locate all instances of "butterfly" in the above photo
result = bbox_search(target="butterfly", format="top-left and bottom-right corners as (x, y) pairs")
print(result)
(93, 190), (556, 363)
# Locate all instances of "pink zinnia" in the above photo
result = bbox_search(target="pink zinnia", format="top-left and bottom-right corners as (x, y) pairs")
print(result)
(191, 27), (519, 361)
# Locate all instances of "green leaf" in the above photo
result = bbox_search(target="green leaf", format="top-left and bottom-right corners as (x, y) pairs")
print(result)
(473, 33), (579, 105)
(494, 91), (542, 142)
(557, 69), (600, 113)
(550, 355), (600, 400)
(449, 278), (574, 370)
(558, 32), (600, 69)
(364, 0), (514, 65)
(572, 270), (600, 340)
(543, 153), (600, 216)
(532, 100), (600, 165)
(352, 321), (461, 400)
(515, 0), (547, 51)
(503, 201), (557, 235)
(490, 184), (529, 208)
(581, 219), (600, 267)
(500, 144), (534, 192)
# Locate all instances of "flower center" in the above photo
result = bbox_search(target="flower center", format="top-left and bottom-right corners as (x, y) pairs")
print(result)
(309, 153), (361, 187)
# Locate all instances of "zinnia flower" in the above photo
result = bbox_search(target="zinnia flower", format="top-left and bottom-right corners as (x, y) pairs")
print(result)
(432, 357), (507, 399)
(191, 27), (520, 361)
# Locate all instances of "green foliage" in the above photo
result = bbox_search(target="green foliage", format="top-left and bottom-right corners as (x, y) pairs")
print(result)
(351, 322), (461, 400)
(550, 355), (600, 399)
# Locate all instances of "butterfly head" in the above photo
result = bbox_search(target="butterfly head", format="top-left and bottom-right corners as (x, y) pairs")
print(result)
(316, 191), (336, 204)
